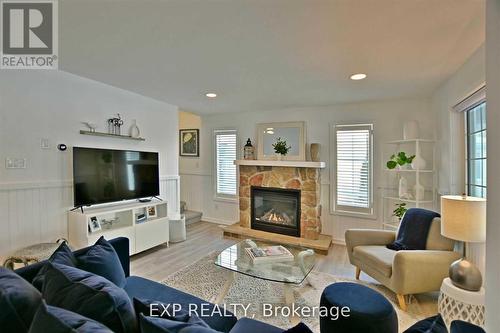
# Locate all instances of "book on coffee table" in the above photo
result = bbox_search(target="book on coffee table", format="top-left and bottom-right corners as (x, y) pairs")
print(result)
(245, 245), (294, 263)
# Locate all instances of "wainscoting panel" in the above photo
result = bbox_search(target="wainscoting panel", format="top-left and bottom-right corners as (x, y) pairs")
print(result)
(0, 175), (179, 259)
(179, 173), (206, 212)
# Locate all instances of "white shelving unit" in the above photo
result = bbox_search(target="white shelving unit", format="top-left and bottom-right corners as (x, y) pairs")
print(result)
(381, 139), (437, 230)
(68, 200), (169, 255)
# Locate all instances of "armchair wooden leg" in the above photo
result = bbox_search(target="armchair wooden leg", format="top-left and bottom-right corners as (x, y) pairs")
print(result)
(355, 267), (361, 280)
(396, 294), (407, 311)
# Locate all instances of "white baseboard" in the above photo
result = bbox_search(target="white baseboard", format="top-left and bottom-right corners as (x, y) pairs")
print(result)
(202, 216), (237, 225)
(331, 237), (346, 246)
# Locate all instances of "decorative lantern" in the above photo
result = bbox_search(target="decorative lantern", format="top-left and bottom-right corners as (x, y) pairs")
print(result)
(244, 138), (255, 160)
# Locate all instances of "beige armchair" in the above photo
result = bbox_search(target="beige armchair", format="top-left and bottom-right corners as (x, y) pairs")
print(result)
(345, 218), (461, 310)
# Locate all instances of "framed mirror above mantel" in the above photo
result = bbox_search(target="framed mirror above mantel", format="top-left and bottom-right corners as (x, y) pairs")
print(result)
(256, 121), (306, 161)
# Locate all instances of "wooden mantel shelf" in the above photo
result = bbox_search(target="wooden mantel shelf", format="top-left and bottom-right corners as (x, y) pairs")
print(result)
(234, 160), (326, 168)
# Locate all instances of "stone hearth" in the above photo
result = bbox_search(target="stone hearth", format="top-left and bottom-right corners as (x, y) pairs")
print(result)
(238, 165), (322, 240)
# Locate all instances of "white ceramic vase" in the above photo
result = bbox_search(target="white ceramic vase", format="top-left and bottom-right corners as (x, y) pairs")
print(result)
(399, 176), (408, 198)
(403, 120), (420, 140)
(276, 154), (283, 161)
(130, 119), (141, 138)
(411, 146), (427, 170)
(414, 182), (425, 201)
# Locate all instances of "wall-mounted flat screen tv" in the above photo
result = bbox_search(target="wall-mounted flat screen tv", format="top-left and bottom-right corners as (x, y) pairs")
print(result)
(73, 147), (159, 207)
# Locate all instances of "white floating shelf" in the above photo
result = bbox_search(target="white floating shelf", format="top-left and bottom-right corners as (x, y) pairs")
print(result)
(384, 169), (434, 173)
(385, 139), (435, 144)
(234, 160), (326, 168)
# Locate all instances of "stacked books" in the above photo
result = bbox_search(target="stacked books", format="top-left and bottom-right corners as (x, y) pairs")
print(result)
(245, 245), (294, 263)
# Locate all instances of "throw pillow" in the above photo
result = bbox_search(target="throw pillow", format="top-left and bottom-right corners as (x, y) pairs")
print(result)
(284, 322), (314, 333)
(0, 267), (43, 333)
(139, 313), (222, 333)
(28, 301), (113, 333)
(78, 236), (127, 287)
(32, 241), (77, 290)
(41, 263), (137, 333)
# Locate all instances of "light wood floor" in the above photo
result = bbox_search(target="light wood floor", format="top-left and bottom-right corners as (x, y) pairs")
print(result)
(131, 221), (438, 317)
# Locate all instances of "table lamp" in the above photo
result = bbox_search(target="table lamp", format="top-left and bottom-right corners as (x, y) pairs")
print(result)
(441, 195), (486, 291)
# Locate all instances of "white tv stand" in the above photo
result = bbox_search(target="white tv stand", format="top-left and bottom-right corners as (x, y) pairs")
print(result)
(68, 200), (169, 255)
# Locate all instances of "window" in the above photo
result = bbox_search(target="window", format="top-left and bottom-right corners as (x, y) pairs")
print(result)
(214, 129), (237, 198)
(454, 86), (486, 198)
(334, 124), (373, 215)
(466, 102), (487, 198)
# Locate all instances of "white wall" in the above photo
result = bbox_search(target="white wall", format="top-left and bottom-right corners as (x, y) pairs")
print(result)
(485, 0), (500, 329)
(0, 70), (179, 258)
(430, 45), (486, 273)
(179, 99), (435, 242)
(431, 44), (485, 197)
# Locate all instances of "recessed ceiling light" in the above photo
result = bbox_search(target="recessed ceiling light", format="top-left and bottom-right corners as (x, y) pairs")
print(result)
(350, 73), (367, 81)
(205, 92), (217, 98)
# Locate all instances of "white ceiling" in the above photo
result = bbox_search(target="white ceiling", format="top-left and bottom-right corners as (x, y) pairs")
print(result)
(60, 0), (485, 114)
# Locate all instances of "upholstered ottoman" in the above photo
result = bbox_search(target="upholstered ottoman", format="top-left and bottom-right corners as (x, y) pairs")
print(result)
(320, 282), (398, 333)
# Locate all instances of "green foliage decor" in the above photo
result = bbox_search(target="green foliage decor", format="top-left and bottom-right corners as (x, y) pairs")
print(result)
(393, 202), (407, 219)
(386, 151), (415, 169)
(272, 137), (291, 156)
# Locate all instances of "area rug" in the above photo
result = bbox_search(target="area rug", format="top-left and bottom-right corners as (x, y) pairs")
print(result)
(162, 253), (433, 332)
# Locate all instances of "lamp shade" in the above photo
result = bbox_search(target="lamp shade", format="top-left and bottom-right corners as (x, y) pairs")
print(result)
(441, 195), (486, 242)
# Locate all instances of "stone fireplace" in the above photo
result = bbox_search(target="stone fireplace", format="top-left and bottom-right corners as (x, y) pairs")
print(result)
(238, 163), (322, 240)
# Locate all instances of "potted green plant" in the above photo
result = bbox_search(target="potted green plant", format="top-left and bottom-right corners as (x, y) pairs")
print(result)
(272, 137), (291, 160)
(392, 202), (407, 222)
(386, 152), (415, 170)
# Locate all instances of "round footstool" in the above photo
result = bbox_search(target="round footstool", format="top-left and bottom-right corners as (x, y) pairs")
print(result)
(320, 282), (398, 333)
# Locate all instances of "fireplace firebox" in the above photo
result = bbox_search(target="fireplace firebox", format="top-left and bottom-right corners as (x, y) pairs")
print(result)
(251, 186), (301, 237)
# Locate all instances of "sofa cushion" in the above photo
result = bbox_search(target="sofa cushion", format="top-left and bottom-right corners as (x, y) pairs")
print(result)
(139, 313), (221, 333)
(228, 318), (283, 333)
(41, 263), (137, 333)
(124, 276), (237, 333)
(134, 298), (190, 322)
(32, 242), (78, 290)
(353, 245), (396, 277)
(78, 236), (127, 288)
(0, 267), (43, 333)
(28, 301), (113, 333)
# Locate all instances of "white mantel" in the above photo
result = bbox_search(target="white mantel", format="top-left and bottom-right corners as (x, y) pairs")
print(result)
(234, 160), (326, 168)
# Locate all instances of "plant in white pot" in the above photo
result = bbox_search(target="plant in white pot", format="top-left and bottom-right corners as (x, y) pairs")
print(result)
(392, 202), (407, 223)
(386, 152), (415, 170)
(272, 137), (291, 160)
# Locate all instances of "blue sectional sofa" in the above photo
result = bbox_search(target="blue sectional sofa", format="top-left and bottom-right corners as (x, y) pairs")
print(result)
(13, 237), (286, 333)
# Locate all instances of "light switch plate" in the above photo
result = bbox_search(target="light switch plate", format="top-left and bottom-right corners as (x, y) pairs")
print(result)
(5, 158), (26, 169)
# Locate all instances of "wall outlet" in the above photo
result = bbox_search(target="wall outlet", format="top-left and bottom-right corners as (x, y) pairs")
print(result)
(6, 158), (27, 169)
(40, 138), (50, 149)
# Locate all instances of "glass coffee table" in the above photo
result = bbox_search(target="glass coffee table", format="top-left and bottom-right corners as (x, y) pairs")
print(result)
(214, 239), (316, 312)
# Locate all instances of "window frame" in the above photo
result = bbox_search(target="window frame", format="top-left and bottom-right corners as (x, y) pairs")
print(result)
(453, 85), (486, 198)
(330, 123), (375, 218)
(465, 102), (487, 198)
(213, 129), (238, 202)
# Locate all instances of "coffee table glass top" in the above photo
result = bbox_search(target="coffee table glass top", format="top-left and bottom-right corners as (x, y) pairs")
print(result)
(214, 239), (316, 284)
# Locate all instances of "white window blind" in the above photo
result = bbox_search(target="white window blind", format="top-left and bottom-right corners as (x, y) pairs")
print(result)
(335, 124), (373, 215)
(215, 130), (237, 197)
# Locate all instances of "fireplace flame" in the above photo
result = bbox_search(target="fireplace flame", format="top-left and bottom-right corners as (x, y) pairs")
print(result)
(258, 208), (292, 225)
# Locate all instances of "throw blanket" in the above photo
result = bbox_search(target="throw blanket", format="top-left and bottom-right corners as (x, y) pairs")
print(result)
(387, 208), (440, 251)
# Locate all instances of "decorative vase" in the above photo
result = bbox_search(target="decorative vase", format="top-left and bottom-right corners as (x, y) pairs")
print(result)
(276, 154), (283, 161)
(310, 143), (320, 162)
(399, 176), (408, 199)
(411, 146), (427, 170)
(413, 182), (425, 201)
(129, 119), (140, 138)
(403, 120), (420, 140)
(244, 138), (255, 160)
